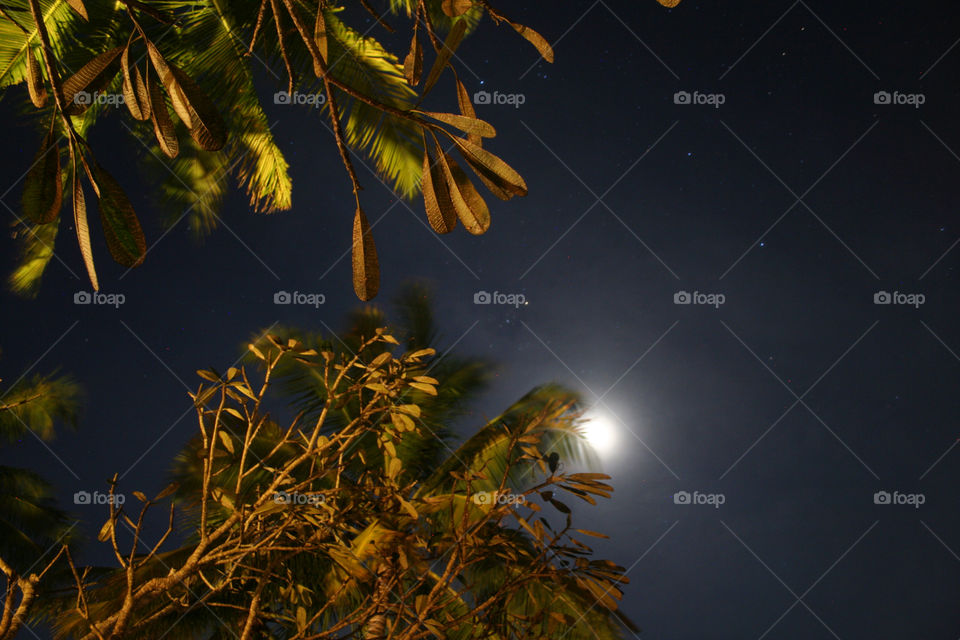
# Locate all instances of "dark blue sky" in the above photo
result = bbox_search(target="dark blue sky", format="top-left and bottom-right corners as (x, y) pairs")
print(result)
(3, 1), (960, 637)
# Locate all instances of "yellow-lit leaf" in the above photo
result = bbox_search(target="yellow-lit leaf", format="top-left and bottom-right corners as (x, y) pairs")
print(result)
(422, 19), (467, 96)
(421, 144), (456, 234)
(415, 110), (496, 138)
(148, 72), (179, 158)
(510, 22), (554, 63)
(121, 45), (150, 121)
(351, 207), (379, 301)
(403, 31), (422, 87)
(92, 164), (146, 268)
(25, 46), (46, 108)
(62, 47), (123, 115)
(72, 159), (98, 290)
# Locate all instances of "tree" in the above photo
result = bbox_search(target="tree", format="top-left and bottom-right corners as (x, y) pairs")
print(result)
(0, 359), (80, 639)
(46, 287), (637, 638)
(1, 0), (681, 299)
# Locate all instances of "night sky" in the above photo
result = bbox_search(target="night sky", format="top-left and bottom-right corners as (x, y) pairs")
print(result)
(3, 1), (960, 637)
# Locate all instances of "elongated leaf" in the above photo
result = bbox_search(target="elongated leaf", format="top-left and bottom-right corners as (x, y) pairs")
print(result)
(66, 0), (88, 20)
(352, 207), (379, 300)
(169, 64), (226, 151)
(422, 19), (467, 96)
(441, 0), (473, 16)
(657, 0), (682, 6)
(449, 135), (527, 197)
(22, 129), (62, 224)
(434, 141), (489, 234)
(92, 164), (146, 268)
(72, 162), (98, 291)
(403, 31), (422, 86)
(453, 71), (480, 146)
(314, 8), (328, 62)
(121, 45), (150, 121)
(415, 110), (495, 138)
(421, 144), (456, 233)
(62, 46), (123, 115)
(148, 73), (178, 158)
(25, 46), (46, 108)
(146, 41), (192, 126)
(511, 22), (554, 63)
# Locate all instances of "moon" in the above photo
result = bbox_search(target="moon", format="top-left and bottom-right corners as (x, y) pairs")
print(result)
(581, 409), (620, 457)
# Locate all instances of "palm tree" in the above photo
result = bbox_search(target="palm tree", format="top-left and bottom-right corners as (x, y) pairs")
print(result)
(51, 284), (637, 638)
(0, 361), (80, 640)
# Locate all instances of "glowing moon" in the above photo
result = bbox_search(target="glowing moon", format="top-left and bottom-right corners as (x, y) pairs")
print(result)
(581, 410), (620, 456)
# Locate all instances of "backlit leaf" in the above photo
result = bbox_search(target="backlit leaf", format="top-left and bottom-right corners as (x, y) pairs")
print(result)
(148, 72), (178, 158)
(121, 44), (150, 121)
(510, 22), (554, 63)
(62, 46), (123, 115)
(422, 19), (467, 96)
(420, 145), (456, 233)
(415, 110), (495, 138)
(25, 46), (46, 108)
(72, 161), (98, 290)
(22, 129), (62, 224)
(92, 164), (146, 268)
(351, 206), (379, 301)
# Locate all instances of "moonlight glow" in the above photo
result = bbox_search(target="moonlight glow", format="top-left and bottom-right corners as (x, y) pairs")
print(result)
(581, 410), (620, 456)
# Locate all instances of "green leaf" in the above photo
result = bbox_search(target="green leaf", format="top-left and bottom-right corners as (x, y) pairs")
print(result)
(25, 46), (46, 108)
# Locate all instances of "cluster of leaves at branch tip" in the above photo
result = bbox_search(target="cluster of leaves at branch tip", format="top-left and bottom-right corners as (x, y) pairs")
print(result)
(7, 0), (680, 299)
